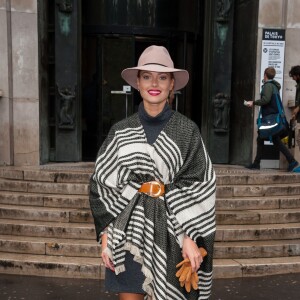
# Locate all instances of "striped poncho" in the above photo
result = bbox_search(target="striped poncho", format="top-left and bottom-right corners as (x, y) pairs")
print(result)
(89, 111), (216, 300)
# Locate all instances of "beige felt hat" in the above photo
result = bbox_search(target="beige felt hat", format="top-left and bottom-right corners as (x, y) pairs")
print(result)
(121, 45), (189, 91)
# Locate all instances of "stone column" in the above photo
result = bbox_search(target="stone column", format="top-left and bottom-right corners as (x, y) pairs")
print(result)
(0, 0), (39, 166)
(0, 0), (12, 165)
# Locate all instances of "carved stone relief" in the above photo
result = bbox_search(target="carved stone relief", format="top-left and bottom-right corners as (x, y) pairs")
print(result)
(213, 93), (231, 132)
(217, 0), (233, 21)
(56, 0), (73, 13)
(57, 85), (76, 130)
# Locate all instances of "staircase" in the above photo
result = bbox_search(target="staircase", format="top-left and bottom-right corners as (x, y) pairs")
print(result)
(215, 166), (300, 278)
(0, 164), (300, 279)
(0, 163), (103, 279)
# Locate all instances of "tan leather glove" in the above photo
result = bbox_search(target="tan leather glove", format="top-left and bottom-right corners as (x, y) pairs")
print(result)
(176, 247), (207, 292)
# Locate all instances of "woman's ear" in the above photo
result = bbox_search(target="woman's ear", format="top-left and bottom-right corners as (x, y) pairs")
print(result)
(136, 78), (140, 91)
(171, 78), (175, 90)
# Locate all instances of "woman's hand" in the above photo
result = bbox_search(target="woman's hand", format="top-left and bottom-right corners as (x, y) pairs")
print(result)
(101, 233), (115, 272)
(181, 235), (203, 273)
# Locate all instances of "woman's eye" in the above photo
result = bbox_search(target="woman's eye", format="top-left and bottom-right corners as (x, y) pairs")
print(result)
(142, 75), (150, 80)
(159, 74), (170, 80)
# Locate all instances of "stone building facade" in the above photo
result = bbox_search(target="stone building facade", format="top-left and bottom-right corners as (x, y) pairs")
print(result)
(0, 0), (300, 167)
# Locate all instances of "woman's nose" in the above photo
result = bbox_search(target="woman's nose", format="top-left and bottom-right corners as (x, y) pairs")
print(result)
(151, 77), (158, 86)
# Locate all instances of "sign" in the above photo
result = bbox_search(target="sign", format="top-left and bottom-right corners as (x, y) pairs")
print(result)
(260, 29), (285, 98)
(260, 29), (286, 168)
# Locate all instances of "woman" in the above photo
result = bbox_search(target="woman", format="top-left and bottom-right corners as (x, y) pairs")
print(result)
(89, 45), (216, 300)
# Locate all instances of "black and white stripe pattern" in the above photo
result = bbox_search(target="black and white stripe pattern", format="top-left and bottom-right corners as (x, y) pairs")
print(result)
(89, 112), (216, 300)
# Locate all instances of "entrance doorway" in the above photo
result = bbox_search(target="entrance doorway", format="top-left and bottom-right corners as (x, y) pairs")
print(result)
(82, 36), (136, 161)
(81, 35), (196, 161)
(40, 0), (206, 163)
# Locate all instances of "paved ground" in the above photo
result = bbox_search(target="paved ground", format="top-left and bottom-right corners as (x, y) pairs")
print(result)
(1, 273), (300, 300)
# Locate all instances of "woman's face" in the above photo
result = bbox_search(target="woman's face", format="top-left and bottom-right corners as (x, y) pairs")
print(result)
(137, 71), (174, 107)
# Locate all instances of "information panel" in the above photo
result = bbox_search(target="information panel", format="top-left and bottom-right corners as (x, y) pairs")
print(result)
(260, 29), (285, 98)
(260, 29), (286, 168)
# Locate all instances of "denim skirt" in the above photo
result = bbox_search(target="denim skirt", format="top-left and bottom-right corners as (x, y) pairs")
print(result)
(105, 251), (145, 294)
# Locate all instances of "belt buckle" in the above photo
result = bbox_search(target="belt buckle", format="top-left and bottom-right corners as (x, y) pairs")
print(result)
(148, 181), (162, 198)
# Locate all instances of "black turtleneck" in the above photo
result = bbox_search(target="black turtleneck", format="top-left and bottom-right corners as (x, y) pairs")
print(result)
(138, 102), (174, 144)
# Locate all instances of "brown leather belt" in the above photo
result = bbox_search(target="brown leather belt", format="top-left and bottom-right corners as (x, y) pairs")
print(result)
(138, 181), (165, 198)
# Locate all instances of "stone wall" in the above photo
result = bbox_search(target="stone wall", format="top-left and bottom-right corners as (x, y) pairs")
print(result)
(0, 0), (39, 166)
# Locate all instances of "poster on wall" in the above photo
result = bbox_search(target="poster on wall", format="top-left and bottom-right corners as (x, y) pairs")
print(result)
(260, 29), (286, 169)
(260, 28), (285, 98)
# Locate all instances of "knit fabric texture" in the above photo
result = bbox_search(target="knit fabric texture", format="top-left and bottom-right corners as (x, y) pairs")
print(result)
(138, 101), (173, 144)
(89, 111), (216, 300)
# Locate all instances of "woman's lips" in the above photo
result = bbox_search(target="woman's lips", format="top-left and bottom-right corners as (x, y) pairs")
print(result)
(148, 90), (161, 96)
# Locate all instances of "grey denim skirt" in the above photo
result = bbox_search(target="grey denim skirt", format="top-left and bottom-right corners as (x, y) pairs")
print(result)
(105, 251), (145, 294)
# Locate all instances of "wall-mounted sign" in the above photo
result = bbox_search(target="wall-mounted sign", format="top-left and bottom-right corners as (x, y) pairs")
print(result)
(260, 29), (286, 168)
(260, 28), (285, 98)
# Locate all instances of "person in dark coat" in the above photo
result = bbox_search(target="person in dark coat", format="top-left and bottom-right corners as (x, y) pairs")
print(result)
(245, 67), (299, 171)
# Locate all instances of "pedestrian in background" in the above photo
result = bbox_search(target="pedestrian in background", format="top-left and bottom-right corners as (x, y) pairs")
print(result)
(89, 45), (216, 300)
(290, 65), (300, 120)
(245, 67), (299, 171)
(290, 65), (300, 149)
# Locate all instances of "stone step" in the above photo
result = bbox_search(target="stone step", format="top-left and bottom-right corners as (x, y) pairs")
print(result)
(0, 204), (93, 223)
(216, 195), (300, 210)
(0, 219), (96, 240)
(2, 218), (299, 243)
(0, 191), (90, 209)
(0, 179), (89, 195)
(1, 234), (299, 261)
(0, 166), (93, 183)
(0, 235), (100, 257)
(3, 165), (300, 185)
(213, 256), (300, 278)
(3, 172), (300, 197)
(217, 183), (300, 198)
(216, 208), (300, 225)
(3, 202), (299, 226)
(0, 252), (103, 279)
(216, 171), (300, 185)
(2, 191), (300, 212)
(214, 239), (300, 259)
(216, 222), (300, 241)
(0, 251), (299, 280)
(22, 170), (92, 183)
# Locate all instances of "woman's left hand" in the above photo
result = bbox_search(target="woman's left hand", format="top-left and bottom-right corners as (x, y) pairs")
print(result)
(181, 235), (203, 272)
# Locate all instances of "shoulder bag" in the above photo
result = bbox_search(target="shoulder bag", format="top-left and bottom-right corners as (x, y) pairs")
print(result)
(257, 92), (289, 141)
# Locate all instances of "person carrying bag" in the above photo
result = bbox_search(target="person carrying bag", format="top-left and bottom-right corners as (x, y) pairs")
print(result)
(244, 67), (299, 171)
(256, 82), (289, 141)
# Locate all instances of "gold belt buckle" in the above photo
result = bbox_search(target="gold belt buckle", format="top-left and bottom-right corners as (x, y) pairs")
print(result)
(147, 181), (162, 198)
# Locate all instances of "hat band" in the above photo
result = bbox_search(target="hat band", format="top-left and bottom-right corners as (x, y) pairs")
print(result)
(143, 63), (168, 67)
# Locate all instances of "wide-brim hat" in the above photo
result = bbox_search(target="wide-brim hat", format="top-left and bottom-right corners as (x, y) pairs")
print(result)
(121, 45), (189, 91)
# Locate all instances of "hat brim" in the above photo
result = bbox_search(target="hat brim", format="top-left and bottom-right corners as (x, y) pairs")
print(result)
(121, 65), (189, 91)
